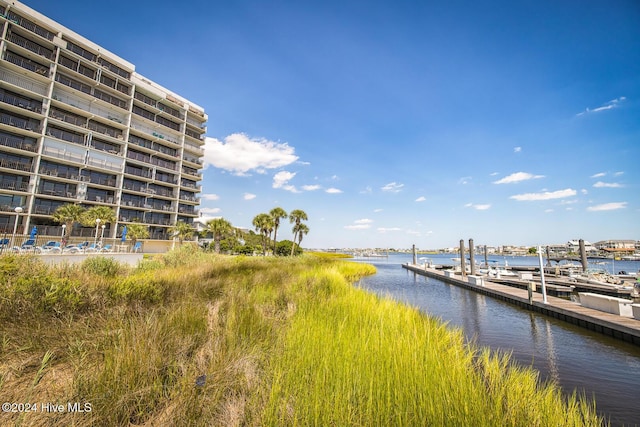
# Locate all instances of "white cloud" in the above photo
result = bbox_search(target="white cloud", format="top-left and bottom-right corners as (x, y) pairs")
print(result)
(243, 193), (256, 200)
(415, 196), (426, 202)
(590, 172), (606, 178)
(373, 208), (383, 213)
(510, 188), (577, 201)
(355, 218), (373, 224)
(381, 182), (404, 193)
(344, 224), (370, 230)
(614, 171), (624, 176)
(514, 146), (522, 153)
(377, 227), (402, 233)
(203, 133), (298, 175)
(576, 96), (626, 116)
(458, 176), (472, 185)
(201, 193), (220, 201)
(593, 181), (623, 188)
(325, 187), (343, 194)
(272, 171), (299, 193)
(302, 184), (321, 191)
(587, 202), (627, 211)
(581, 189), (588, 195)
(360, 186), (372, 194)
(493, 172), (544, 184)
(465, 203), (491, 210)
(199, 207), (221, 214)
(344, 218), (373, 230)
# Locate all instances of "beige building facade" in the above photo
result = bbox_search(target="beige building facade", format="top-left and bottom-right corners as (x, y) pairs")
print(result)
(0, 1), (206, 240)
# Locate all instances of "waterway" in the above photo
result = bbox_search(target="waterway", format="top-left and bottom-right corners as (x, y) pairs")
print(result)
(354, 253), (640, 427)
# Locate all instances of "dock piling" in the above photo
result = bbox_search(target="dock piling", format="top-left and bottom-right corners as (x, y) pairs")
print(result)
(459, 240), (466, 277)
(579, 239), (588, 271)
(469, 238), (476, 276)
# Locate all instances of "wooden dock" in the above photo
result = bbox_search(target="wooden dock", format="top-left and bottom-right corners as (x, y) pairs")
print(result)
(403, 263), (640, 346)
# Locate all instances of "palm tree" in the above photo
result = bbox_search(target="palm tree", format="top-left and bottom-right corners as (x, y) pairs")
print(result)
(294, 223), (309, 254)
(125, 223), (149, 246)
(52, 203), (85, 244)
(206, 218), (232, 254)
(289, 209), (308, 255)
(82, 206), (117, 227)
(81, 206), (117, 243)
(269, 207), (288, 253)
(252, 213), (274, 255)
(169, 221), (195, 245)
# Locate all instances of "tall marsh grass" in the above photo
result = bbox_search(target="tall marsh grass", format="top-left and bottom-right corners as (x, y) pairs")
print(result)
(0, 249), (604, 426)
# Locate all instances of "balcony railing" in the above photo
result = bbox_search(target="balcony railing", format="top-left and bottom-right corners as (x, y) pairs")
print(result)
(7, 11), (55, 41)
(80, 175), (116, 187)
(0, 112), (40, 132)
(0, 180), (28, 191)
(37, 188), (76, 198)
(0, 89), (42, 113)
(6, 32), (55, 60)
(122, 182), (146, 193)
(0, 133), (37, 152)
(0, 158), (32, 172)
(41, 145), (84, 164)
(124, 165), (152, 179)
(49, 107), (87, 127)
(46, 126), (85, 146)
(4, 51), (49, 76)
(40, 168), (79, 180)
(0, 68), (49, 96)
(87, 119), (123, 139)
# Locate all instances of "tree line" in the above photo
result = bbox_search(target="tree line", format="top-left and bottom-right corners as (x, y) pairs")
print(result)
(50, 203), (309, 255)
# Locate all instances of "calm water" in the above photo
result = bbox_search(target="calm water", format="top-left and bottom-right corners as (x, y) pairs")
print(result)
(355, 254), (640, 427)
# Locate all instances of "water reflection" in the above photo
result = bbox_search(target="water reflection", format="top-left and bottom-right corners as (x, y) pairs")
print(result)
(355, 254), (640, 426)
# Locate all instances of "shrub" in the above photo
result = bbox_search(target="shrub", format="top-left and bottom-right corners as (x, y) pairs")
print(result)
(108, 272), (165, 304)
(0, 255), (87, 318)
(275, 240), (302, 256)
(81, 256), (124, 277)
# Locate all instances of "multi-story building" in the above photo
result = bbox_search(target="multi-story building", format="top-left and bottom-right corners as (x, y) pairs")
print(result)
(0, 1), (206, 241)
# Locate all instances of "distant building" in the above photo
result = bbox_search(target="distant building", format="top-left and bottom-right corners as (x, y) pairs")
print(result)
(0, 1), (206, 240)
(566, 240), (597, 255)
(593, 240), (637, 255)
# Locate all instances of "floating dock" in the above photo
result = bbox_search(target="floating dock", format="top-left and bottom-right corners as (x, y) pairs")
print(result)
(402, 263), (640, 346)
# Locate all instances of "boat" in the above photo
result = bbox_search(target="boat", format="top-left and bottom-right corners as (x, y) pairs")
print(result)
(573, 268), (635, 290)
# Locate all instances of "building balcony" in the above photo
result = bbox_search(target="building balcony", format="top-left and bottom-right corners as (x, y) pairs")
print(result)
(6, 31), (55, 60)
(0, 111), (41, 132)
(0, 89), (43, 114)
(0, 180), (28, 192)
(4, 51), (50, 77)
(0, 158), (32, 172)
(0, 133), (38, 152)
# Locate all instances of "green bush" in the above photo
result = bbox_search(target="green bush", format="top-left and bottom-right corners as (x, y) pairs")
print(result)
(275, 240), (302, 256)
(108, 272), (165, 304)
(0, 255), (87, 318)
(81, 256), (123, 277)
(161, 243), (205, 267)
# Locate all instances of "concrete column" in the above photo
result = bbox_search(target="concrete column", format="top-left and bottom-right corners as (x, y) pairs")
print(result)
(459, 239), (466, 277)
(469, 238), (476, 276)
(579, 239), (588, 271)
(412, 244), (416, 265)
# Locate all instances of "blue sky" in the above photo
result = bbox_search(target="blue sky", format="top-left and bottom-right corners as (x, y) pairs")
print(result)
(25, 0), (640, 249)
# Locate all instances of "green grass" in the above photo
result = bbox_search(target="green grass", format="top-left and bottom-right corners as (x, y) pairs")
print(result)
(0, 249), (604, 426)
